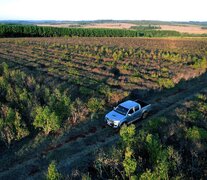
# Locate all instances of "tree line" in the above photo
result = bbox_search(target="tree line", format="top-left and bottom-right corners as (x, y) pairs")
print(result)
(0, 24), (182, 38)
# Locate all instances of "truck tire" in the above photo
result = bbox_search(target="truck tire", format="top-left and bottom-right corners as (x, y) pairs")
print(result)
(142, 111), (148, 119)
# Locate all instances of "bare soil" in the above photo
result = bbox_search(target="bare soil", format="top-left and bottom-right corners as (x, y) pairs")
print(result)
(160, 25), (207, 34)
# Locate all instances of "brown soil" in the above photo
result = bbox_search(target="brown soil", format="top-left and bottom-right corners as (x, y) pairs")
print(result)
(161, 25), (207, 34)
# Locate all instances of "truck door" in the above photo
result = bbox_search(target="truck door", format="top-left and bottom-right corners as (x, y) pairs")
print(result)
(127, 108), (135, 123)
(133, 105), (142, 120)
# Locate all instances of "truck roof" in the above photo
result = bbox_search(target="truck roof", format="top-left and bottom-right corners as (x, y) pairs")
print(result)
(119, 100), (139, 109)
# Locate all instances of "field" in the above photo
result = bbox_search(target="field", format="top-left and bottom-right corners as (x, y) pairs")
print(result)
(37, 22), (207, 34)
(160, 25), (207, 34)
(0, 37), (207, 179)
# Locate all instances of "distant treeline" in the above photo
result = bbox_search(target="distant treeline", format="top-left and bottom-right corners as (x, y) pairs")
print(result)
(130, 25), (161, 30)
(0, 24), (182, 37)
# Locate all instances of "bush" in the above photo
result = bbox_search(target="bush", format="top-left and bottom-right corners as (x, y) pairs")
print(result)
(33, 106), (60, 135)
(187, 110), (203, 122)
(158, 78), (174, 89)
(87, 98), (104, 113)
(123, 147), (137, 178)
(145, 134), (168, 166)
(87, 98), (105, 119)
(192, 57), (207, 70)
(0, 105), (29, 147)
(46, 161), (61, 180)
(144, 117), (167, 132)
(120, 124), (136, 147)
(186, 126), (207, 141)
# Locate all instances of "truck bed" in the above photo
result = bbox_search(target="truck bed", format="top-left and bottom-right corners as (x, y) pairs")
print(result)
(135, 99), (149, 108)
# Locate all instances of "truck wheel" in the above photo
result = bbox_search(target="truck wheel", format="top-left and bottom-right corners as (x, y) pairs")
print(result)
(142, 111), (148, 119)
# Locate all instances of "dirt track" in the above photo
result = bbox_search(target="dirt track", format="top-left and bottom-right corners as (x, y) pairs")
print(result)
(0, 69), (207, 179)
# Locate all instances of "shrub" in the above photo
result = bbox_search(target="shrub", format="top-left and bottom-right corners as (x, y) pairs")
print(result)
(186, 126), (207, 141)
(187, 110), (203, 122)
(123, 147), (137, 178)
(33, 106), (60, 135)
(120, 124), (136, 147)
(0, 62), (8, 75)
(0, 105), (29, 147)
(140, 169), (154, 180)
(70, 98), (88, 125)
(197, 102), (207, 115)
(144, 117), (167, 133)
(81, 173), (91, 180)
(192, 57), (207, 70)
(145, 134), (168, 166)
(196, 93), (207, 102)
(167, 146), (182, 173)
(158, 78), (174, 89)
(87, 97), (104, 113)
(140, 149), (169, 180)
(46, 161), (61, 180)
(48, 89), (71, 121)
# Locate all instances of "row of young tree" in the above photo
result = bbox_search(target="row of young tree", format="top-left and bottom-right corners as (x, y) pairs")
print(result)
(0, 62), (103, 148)
(0, 24), (182, 38)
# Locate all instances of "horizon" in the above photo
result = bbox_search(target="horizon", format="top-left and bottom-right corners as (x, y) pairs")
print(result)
(0, 0), (206, 21)
(0, 19), (207, 22)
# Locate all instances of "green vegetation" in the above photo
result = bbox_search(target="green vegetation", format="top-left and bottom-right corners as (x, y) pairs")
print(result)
(0, 62), (73, 146)
(186, 126), (207, 141)
(131, 24), (161, 30)
(0, 37), (207, 179)
(33, 106), (60, 135)
(158, 78), (175, 89)
(89, 92), (207, 179)
(0, 24), (182, 37)
(46, 161), (61, 180)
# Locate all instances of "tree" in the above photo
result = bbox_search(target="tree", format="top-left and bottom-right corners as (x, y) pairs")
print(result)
(123, 146), (137, 178)
(33, 106), (60, 135)
(0, 105), (29, 147)
(87, 98), (104, 119)
(120, 124), (136, 147)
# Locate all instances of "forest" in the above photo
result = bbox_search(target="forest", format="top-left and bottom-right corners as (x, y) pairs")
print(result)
(0, 24), (182, 37)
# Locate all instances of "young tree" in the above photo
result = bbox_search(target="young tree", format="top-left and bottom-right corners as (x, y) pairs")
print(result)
(87, 98), (104, 119)
(123, 146), (137, 178)
(33, 106), (60, 135)
(46, 161), (61, 180)
(120, 124), (136, 147)
(0, 105), (29, 147)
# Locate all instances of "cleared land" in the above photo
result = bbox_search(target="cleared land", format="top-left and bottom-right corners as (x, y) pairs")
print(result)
(160, 25), (207, 34)
(0, 37), (207, 179)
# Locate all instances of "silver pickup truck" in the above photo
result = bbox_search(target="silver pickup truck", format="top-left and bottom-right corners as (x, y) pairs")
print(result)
(105, 99), (151, 128)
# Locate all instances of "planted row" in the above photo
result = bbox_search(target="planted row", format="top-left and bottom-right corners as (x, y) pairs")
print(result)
(0, 62), (105, 147)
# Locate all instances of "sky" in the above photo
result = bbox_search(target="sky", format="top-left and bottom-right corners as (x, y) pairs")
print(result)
(0, 0), (206, 21)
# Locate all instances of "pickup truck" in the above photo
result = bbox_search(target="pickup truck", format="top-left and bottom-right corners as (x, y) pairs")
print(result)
(105, 99), (151, 128)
